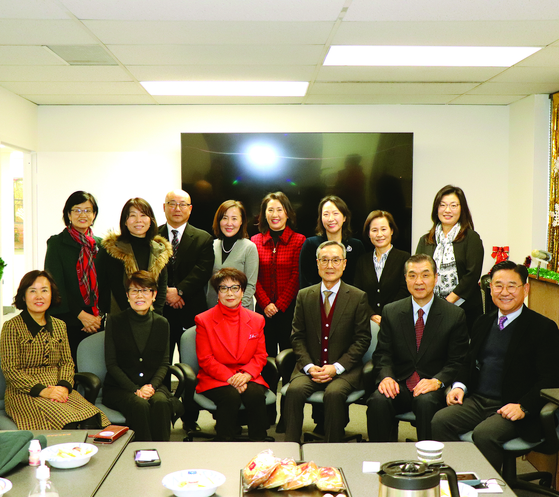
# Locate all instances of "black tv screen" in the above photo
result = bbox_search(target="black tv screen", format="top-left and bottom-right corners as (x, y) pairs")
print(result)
(181, 132), (413, 252)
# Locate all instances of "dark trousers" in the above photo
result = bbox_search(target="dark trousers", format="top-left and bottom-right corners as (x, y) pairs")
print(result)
(431, 394), (519, 472)
(284, 374), (354, 443)
(366, 383), (445, 442)
(202, 383), (268, 441)
(256, 301), (295, 358)
(104, 388), (173, 442)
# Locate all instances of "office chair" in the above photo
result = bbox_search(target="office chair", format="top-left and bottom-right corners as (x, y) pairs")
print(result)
(0, 358), (18, 430)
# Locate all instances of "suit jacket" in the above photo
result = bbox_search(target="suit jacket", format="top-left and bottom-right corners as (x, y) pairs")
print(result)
(290, 281), (372, 389)
(354, 247), (410, 316)
(457, 306), (559, 441)
(194, 304), (268, 393)
(374, 296), (469, 388)
(158, 223), (215, 327)
(416, 229), (484, 311)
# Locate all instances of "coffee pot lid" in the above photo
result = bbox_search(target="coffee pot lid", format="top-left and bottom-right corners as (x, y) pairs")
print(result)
(379, 460), (440, 490)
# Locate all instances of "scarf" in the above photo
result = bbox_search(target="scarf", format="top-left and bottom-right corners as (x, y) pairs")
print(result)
(432, 223), (460, 299)
(67, 226), (99, 316)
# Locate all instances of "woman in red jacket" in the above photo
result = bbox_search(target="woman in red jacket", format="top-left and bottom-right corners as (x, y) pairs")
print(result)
(251, 192), (306, 357)
(195, 268), (269, 441)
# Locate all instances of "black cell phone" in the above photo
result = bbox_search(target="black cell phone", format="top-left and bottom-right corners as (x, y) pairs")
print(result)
(134, 449), (161, 467)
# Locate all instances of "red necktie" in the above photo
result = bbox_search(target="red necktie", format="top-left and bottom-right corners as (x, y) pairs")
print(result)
(406, 308), (425, 391)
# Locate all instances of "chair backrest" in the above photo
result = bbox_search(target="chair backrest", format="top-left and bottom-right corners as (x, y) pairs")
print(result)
(179, 326), (199, 375)
(366, 320), (380, 364)
(77, 331), (107, 383)
(0, 356), (7, 412)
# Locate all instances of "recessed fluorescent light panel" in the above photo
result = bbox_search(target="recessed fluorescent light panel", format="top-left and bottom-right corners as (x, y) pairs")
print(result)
(324, 46), (541, 67)
(141, 81), (309, 97)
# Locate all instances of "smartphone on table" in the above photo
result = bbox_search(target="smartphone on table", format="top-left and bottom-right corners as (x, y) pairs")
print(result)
(134, 449), (161, 467)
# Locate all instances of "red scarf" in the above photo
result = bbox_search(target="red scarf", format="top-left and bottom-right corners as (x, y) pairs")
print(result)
(67, 226), (99, 316)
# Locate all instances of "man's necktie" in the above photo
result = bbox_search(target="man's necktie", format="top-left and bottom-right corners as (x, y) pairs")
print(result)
(498, 315), (508, 330)
(406, 308), (425, 391)
(323, 290), (333, 317)
(171, 229), (179, 258)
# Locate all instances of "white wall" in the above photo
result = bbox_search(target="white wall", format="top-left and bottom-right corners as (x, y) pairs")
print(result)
(36, 104), (513, 274)
(0, 86), (37, 151)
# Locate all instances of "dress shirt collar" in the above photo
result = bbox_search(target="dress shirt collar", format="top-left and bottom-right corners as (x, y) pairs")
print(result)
(320, 280), (341, 302)
(412, 294), (435, 324)
(497, 305), (523, 328)
(167, 222), (187, 241)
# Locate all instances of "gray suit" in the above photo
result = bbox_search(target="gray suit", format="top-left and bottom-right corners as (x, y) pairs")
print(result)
(285, 281), (371, 442)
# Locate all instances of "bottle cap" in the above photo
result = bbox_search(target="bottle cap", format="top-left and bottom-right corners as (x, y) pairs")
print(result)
(36, 464), (50, 480)
(29, 439), (41, 451)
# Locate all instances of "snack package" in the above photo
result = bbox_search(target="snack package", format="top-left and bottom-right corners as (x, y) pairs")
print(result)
(316, 466), (345, 492)
(262, 458), (298, 489)
(242, 449), (280, 490)
(280, 461), (319, 491)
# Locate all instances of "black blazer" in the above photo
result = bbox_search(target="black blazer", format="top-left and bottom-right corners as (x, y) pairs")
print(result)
(158, 223), (215, 327)
(373, 296), (469, 388)
(456, 306), (559, 441)
(416, 229), (484, 311)
(354, 248), (410, 316)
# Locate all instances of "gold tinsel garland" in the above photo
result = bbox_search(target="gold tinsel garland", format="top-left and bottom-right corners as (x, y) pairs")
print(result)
(549, 93), (559, 272)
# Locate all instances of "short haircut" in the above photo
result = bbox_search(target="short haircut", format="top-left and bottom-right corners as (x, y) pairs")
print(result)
(257, 191), (296, 233)
(126, 270), (158, 292)
(212, 200), (248, 239)
(362, 210), (399, 241)
(316, 240), (347, 260)
(210, 267), (248, 292)
(404, 254), (437, 275)
(489, 260), (528, 285)
(62, 191), (99, 227)
(13, 270), (61, 310)
(118, 197), (158, 241)
(426, 185), (474, 244)
(315, 195), (352, 239)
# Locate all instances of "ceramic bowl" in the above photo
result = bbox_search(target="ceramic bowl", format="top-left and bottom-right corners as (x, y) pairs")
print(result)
(42, 442), (98, 469)
(0, 478), (12, 495)
(162, 469), (226, 497)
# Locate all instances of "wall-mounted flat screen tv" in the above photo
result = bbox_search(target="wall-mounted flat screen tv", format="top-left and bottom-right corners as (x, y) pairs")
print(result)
(181, 132), (413, 252)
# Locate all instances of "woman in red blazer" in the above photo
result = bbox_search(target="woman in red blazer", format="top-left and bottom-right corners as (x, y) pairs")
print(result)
(195, 267), (269, 441)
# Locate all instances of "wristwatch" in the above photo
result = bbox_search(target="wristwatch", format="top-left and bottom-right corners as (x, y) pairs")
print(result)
(177, 289), (183, 297)
(434, 379), (443, 389)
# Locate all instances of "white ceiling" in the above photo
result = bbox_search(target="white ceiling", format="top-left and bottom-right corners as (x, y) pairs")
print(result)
(1, 0), (559, 105)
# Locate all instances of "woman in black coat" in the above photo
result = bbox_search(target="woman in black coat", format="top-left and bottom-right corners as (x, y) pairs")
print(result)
(45, 191), (107, 364)
(354, 210), (410, 324)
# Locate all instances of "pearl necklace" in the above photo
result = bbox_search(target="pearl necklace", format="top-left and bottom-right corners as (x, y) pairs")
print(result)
(222, 239), (238, 254)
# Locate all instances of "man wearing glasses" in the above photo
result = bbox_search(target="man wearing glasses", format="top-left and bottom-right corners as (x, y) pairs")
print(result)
(284, 240), (371, 443)
(367, 253), (469, 442)
(432, 261), (559, 472)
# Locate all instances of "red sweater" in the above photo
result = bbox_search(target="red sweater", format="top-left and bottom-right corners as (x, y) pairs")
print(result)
(251, 226), (306, 313)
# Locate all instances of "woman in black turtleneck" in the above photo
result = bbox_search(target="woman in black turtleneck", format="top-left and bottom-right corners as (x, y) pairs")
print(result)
(103, 271), (180, 441)
(100, 198), (172, 315)
(206, 200), (259, 310)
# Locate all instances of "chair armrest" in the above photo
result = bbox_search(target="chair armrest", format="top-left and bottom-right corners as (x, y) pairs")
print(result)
(362, 360), (375, 398)
(263, 358), (279, 393)
(74, 372), (101, 404)
(168, 364), (186, 399)
(275, 348), (295, 384)
(538, 401), (559, 455)
(176, 363), (197, 401)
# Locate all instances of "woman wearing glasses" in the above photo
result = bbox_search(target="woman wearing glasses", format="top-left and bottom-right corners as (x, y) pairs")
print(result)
(195, 268), (269, 441)
(45, 191), (107, 364)
(416, 185), (484, 332)
(103, 271), (180, 441)
(206, 200), (258, 310)
(101, 198), (172, 315)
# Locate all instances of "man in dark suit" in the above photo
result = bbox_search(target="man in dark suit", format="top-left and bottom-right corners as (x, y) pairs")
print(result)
(159, 190), (214, 357)
(432, 261), (559, 472)
(284, 240), (371, 443)
(367, 253), (469, 441)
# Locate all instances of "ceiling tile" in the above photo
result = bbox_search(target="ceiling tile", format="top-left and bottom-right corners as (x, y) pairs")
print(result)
(332, 20), (559, 46)
(304, 94), (456, 104)
(0, 46), (65, 65)
(490, 66), (559, 83)
(0, 65), (133, 82)
(310, 82), (478, 95)
(0, 0), (68, 19)
(85, 21), (334, 45)
(127, 65), (316, 81)
(20, 94), (157, 104)
(0, 20), (97, 45)
(516, 46), (559, 66)
(0, 81), (145, 94)
(107, 44), (324, 66)
(467, 82), (559, 94)
(449, 94), (527, 105)
(60, 0), (346, 21)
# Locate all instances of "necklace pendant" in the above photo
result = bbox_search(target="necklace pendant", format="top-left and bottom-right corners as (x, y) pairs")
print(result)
(273, 247), (276, 254)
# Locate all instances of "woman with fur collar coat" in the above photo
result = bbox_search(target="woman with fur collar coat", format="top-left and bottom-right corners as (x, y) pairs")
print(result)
(100, 198), (172, 315)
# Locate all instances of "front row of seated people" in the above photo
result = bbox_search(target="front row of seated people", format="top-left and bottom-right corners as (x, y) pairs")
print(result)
(2, 244), (559, 476)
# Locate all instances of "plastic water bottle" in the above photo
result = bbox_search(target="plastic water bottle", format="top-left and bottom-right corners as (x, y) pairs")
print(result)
(28, 463), (59, 497)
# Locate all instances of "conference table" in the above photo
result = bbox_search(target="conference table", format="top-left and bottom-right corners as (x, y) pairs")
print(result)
(3, 429), (134, 497)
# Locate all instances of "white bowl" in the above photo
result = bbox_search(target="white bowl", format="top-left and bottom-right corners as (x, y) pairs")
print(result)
(41, 442), (98, 469)
(162, 469), (226, 497)
(0, 478), (12, 495)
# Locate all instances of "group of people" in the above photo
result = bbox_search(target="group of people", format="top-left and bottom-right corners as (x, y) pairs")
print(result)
(0, 183), (557, 477)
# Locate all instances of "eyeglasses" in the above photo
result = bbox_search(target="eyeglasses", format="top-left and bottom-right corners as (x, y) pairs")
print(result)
(218, 285), (241, 294)
(318, 258), (344, 267)
(128, 288), (153, 296)
(491, 283), (524, 294)
(71, 208), (94, 215)
(166, 201), (191, 210)
(439, 202), (460, 211)
(406, 272), (434, 281)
